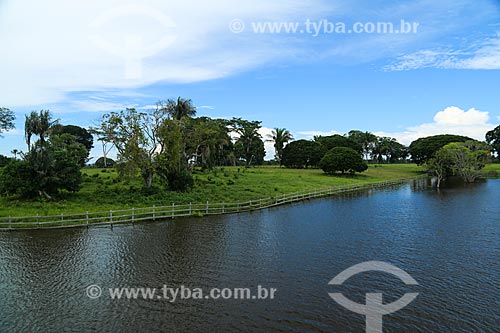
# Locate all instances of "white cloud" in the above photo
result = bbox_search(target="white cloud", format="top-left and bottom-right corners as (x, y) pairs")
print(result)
(385, 33), (500, 71)
(375, 106), (496, 145)
(0, 0), (331, 107)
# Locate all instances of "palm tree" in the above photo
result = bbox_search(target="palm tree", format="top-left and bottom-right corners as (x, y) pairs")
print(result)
(11, 149), (19, 159)
(24, 110), (57, 151)
(268, 128), (293, 166)
(165, 97), (197, 121)
(25, 111), (39, 152)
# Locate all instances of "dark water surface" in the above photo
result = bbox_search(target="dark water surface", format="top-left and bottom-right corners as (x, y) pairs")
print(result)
(0, 180), (499, 332)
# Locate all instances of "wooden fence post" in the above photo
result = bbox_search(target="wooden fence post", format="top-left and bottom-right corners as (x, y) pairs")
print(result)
(189, 203), (192, 215)
(110, 210), (113, 224)
(132, 208), (135, 223)
(9, 216), (11, 229)
(86, 211), (89, 227)
(172, 203), (175, 219)
(206, 201), (209, 214)
(153, 205), (156, 220)
(222, 202), (225, 213)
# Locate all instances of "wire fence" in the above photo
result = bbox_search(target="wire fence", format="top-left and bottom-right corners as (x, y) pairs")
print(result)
(0, 176), (426, 230)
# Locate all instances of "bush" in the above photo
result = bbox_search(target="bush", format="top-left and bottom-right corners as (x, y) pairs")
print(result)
(320, 147), (368, 175)
(166, 169), (194, 192)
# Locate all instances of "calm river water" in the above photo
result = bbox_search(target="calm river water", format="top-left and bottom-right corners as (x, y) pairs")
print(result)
(0, 179), (499, 332)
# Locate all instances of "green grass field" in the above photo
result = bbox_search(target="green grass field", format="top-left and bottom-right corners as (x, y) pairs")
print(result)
(0, 164), (427, 217)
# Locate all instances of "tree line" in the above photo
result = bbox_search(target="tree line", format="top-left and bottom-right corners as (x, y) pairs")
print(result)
(1, 100), (500, 198)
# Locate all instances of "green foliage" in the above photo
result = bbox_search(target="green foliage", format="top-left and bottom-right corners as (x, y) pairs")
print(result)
(347, 130), (377, 159)
(426, 140), (491, 185)
(0, 144), (82, 198)
(315, 134), (362, 153)
(164, 169), (194, 192)
(319, 147), (368, 175)
(409, 134), (473, 165)
(0, 155), (11, 167)
(95, 157), (115, 168)
(267, 128), (294, 165)
(372, 137), (408, 163)
(51, 124), (94, 155)
(229, 118), (265, 166)
(485, 124), (500, 158)
(0, 107), (15, 136)
(282, 140), (325, 168)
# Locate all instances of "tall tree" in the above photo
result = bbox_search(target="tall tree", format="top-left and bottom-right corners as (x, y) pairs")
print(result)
(347, 130), (377, 160)
(0, 107), (15, 137)
(229, 118), (264, 166)
(98, 106), (168, 188)
(163, 97), (197, 121)
(24, 110), (57, 151)
(268, 128), (293, 166)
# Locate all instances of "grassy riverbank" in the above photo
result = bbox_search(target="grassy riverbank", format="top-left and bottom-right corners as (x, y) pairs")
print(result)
(0, 163), (429, 217)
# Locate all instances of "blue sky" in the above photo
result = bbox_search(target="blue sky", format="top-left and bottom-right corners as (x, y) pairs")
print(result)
(1, 0), (500, 159)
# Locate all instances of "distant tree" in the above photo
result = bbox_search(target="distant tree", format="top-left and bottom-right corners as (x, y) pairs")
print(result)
(11, 149), (19, 160)
(267, 128), (294, 166)
(163, 97), (197, 121)
(372, 137), (408, 163)
(409, 134), (473, 165)
(315, 134), (362, 154)
(234, 136), (265, 166)
(24, 110), (57, 151)
(0, 107), (15, 137)
(320, 147), (368, 175)
(282, 140), (325, 168)
(485, 125), (500, 159)
(229, 118), (264, 166)
(347, 130), (377, 160)
(51, 124), (94, 152)
(95, 157), (115, 168)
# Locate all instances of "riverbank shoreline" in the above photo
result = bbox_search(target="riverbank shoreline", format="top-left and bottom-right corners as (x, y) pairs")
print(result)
(0, 175), (428, 230)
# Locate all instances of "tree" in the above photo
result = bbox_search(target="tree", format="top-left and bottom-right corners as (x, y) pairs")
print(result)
(234, 136), (265, 166)
(98, 106), (168, 188)
(163, 97), (197, 121)
(24, 110), (57, 151)
(319, 147), (368, 175)
(95, 157), (115, 168)
(372, 137), (407, 163)
(267, 128), (294, 166)
(347, 130), (377, 160)
(281, 140), (325, 168)
(0, 140), (82, 198)
(427, 140), (490, 186)
(51, 124), (94, 152)
(229, 118), (264, 166)
(408, 134), (473, 165)
(315, 134), (362, 154)
(485, 125), (500, 159)
(0, 107), (15, 137)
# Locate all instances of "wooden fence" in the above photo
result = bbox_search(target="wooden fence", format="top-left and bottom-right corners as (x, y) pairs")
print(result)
(0, 176), (426, 230)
